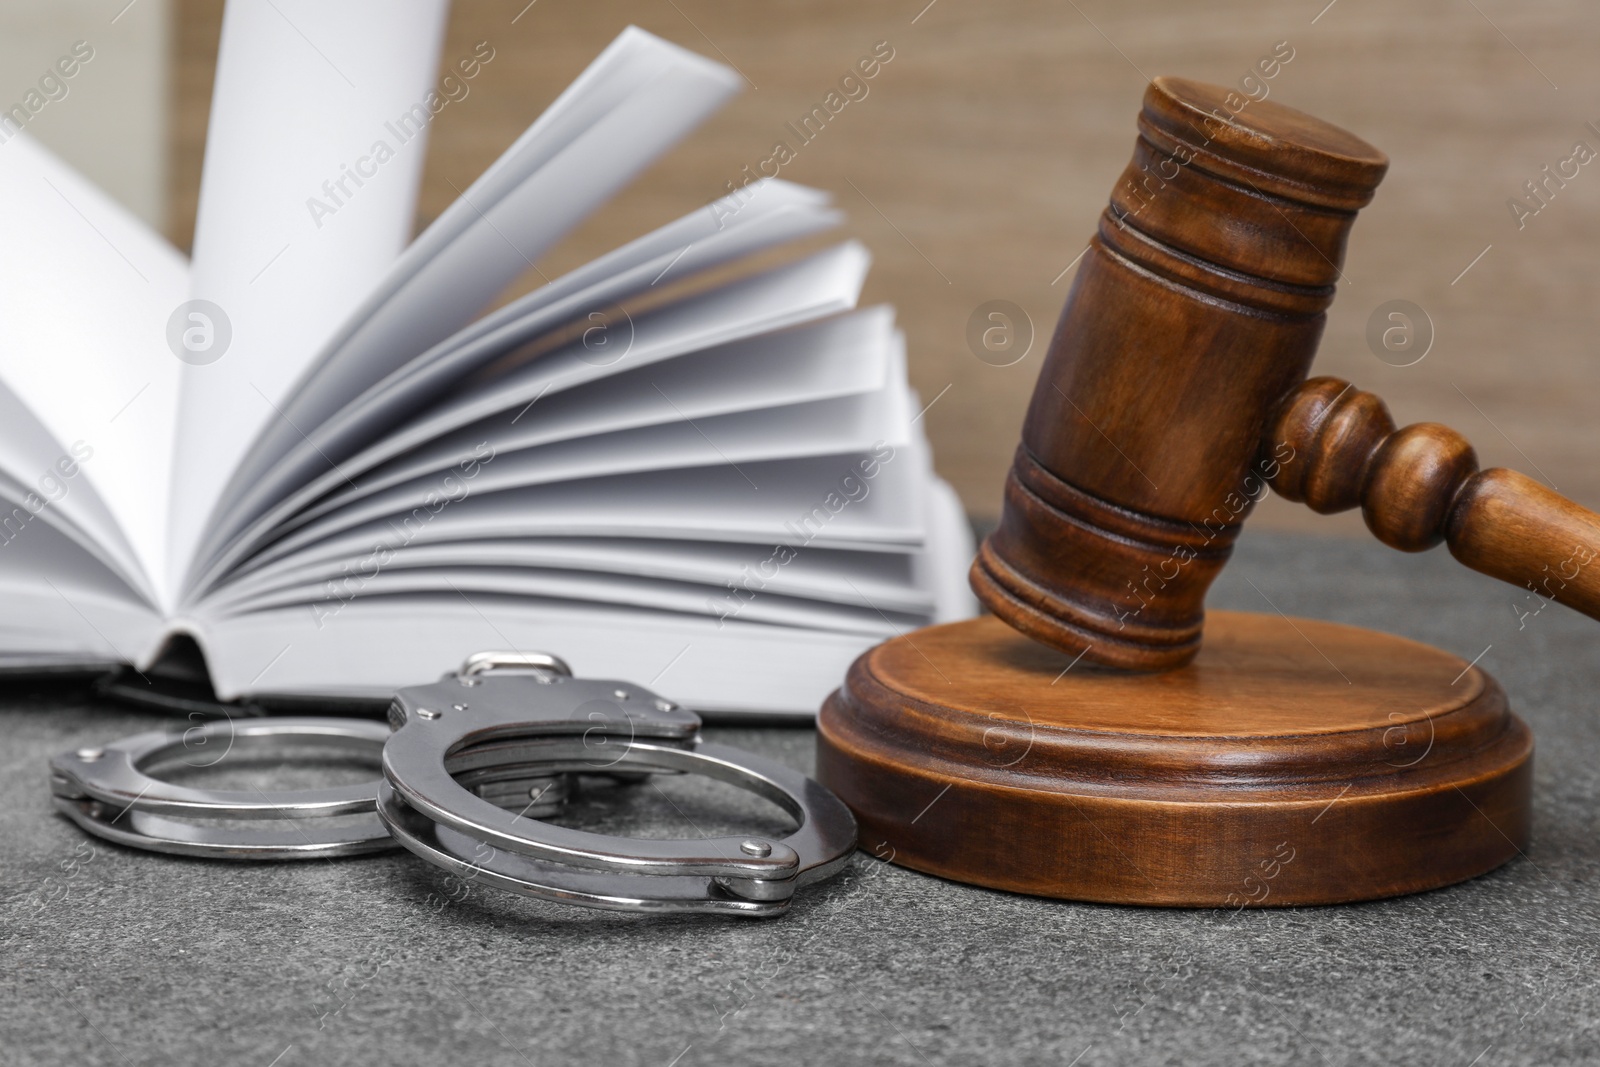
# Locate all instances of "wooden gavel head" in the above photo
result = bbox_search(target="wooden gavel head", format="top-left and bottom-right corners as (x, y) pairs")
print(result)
(976, 76), (1600, 671)
(973, 76), (1389, 670)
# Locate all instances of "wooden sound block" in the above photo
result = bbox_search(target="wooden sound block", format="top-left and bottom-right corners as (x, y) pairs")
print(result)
(817, 611), (1532, 907)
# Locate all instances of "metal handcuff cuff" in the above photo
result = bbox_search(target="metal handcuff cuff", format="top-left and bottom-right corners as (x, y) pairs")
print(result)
(50, 653), (857, 918)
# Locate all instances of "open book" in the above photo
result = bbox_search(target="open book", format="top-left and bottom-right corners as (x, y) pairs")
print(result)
(0, 7), (972, 718)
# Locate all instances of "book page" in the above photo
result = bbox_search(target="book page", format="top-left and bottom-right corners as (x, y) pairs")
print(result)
(272, 305), (894, 530)
(198, 27), (745, 587)
(242, 341), (911, 563)
(167, 0), (450, 601)
(0, 132), (184, 604)
(209, 538), (933, 620)
(193, 182), (843, 593)
(0, 502), (167, 664)
(214, 566), (912, 639)
(216, 451), (930, 594)
(919, 475), (980, 623)
(0, 382), (151, 602)
(195, 595), (897, 717)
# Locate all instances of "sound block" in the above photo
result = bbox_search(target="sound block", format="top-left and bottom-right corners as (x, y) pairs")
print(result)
(817, 611), (1532, 906)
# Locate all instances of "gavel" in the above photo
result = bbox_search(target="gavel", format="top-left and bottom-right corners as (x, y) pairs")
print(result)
(973, 75), (1600, 672)
(822, 74), (1546, 907)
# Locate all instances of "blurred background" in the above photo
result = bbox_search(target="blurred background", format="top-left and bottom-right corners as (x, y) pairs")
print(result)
(6, 0), (1598, 534)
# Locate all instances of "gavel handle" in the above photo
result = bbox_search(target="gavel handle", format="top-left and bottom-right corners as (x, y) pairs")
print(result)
(1265, 377), (1600, 621)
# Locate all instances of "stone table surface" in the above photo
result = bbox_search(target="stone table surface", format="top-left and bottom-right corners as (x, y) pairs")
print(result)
(3, 530), (1599, 1066)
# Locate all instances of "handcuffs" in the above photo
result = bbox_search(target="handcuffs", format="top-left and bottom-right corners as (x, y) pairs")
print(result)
(50, 653), (857, 918)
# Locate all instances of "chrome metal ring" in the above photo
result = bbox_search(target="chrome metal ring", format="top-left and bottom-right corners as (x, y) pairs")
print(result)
(50, 717), (397, 860)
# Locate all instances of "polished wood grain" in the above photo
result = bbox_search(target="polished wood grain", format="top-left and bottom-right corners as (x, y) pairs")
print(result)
(817, 612), (1532, 906)
(1270, 376), (1600, 620)
(971, 77), (1387, 671)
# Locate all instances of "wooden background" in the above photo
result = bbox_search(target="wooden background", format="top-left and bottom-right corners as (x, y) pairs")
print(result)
(170, 0), (1600, 533)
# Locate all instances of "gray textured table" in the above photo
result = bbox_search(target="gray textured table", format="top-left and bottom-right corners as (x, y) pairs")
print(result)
(4, 530), (1599, 1066)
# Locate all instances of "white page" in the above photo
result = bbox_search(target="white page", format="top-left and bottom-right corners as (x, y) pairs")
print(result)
(168, 0), (450, 598)
(220, 514), (920, 601)
(193, 186), (846, 590)
(0, 373), (153, 601)
(0, 582), (165, 669)
(0, 473), (144, 608)
(214, 450), (929, 597)
(275, 307), (895, 536)
(186, 234), (865, 600)
(435, 269), (889, 443)
(231, 371), (912, 573)
(207, 565), (911, 637)
(195, 594), (892, 716)
(208, 538), (932, 617)
(205, 30), (747, 570)
(0, 133), (185, 603)
(920, 476), (980, 623)
(0, 510), (166, 664)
